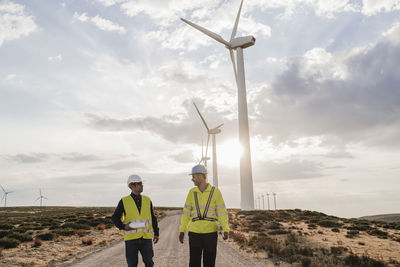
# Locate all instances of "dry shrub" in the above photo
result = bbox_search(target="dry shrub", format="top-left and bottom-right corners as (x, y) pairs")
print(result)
(32, 238), (42, 248)
(96, 224), (106, 231)
(82, 237), (94, 246)
(77, 229), (89, 237)
(229, 231), (247, 247)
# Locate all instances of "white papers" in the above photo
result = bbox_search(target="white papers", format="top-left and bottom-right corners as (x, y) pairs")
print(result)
(129, 221), (147, 229)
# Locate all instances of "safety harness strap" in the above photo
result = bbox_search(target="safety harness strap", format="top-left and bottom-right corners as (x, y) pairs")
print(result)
(192, 186), (216, 222)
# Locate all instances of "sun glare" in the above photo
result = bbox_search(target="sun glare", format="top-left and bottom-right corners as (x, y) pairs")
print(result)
(217, 139), (242, 167)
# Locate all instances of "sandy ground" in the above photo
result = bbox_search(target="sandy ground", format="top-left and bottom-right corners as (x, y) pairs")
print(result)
(67, 210), (282, 267)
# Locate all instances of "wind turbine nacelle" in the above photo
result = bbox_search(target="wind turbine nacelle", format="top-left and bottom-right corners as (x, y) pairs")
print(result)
(230, 36), (255, 49)
(209, 129), (222, 134)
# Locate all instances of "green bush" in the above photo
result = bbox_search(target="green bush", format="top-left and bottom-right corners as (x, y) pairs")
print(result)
(346, 230), (359, 238)
(54, 228), (76, 236)
(0, 224), (14, 230)
(318, 220), (343, 228)
(330, 246), (346, 256)
(267, 221), (282, 229)
(36, 232), (55, 241)
(301, 257), (311, 267)
(6, 232), (33, 242)
(268, 229), (290, 235)
(0, 230), (9, 238)
(344, 254), (385, 267)
(0, 237), (20, 249)
(62, 223), (90, 230)
(367, 229), (388, 239)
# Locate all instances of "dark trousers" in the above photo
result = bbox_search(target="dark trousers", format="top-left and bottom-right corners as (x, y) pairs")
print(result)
(125, 238), (154, 267)
(188, 232), (218, 267)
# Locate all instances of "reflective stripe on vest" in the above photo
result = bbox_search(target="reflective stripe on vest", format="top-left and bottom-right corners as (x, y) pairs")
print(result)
(192, 186), (216, 222)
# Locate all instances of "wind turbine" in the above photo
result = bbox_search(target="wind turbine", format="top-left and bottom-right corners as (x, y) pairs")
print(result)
(182, 0), (255, 210)
(193, 102), (223, 187)
(266, 193), (270, 210)
(1, 185), (13, 207)
(35, 189), (48, 207)
(273, 192), (277, 210)
(198, 136), (211, 168)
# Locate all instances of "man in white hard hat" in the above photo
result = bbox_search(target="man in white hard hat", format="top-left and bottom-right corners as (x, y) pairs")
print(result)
(179, 164), (229, 267)
(112, 174), (159, 267)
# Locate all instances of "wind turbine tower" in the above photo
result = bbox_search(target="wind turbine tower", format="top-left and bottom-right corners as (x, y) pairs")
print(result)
(1, 185), (13, 207)
(261, 194), (265, 210)
(193, 102), (223, 187)
(35, 189), (48, 207)
(266, 193), (270, 210)
(273, 192), (277, 210)
(182, 0), (256, 210)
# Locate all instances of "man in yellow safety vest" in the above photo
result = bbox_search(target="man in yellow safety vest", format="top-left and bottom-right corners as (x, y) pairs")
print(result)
(112, 174), (159, 267)
(179, 164), (229, 267)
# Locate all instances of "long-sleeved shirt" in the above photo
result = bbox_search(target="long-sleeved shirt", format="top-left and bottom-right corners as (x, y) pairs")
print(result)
(112, 193), (159, 236)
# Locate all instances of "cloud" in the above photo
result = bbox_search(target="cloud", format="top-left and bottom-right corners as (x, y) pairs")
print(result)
(253, 22), (400, 147)
(0, 1), (38, 47)
(48, 54), (63, 62)
(94, 160), (146, 170)
(73, 12), (126, 34)
(3, 153), (100, 163)
(362, 0), (400, 16)
(170, 150), (196, 163)
(6, 74), (17, 80)
(60, 153), (99, 162)
(254, 159), (325, 181)
(4, 153), (50, 163)
(85, 98), (236, 145)
(95, 0), (126, 7)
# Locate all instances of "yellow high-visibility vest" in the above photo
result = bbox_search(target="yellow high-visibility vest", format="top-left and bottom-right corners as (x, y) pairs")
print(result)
(180, 183), (229, 234)
(121, 194), (153, 240)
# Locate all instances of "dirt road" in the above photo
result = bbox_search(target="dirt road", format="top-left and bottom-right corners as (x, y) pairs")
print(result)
(68, 211), (279, 267)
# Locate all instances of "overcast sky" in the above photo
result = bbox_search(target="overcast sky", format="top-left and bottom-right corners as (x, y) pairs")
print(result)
(1, 0), (399, 218)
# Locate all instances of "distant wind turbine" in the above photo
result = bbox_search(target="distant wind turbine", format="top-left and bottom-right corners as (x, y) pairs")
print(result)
(182, 0), (255, 210)
(273, 192), (277, 210)
(266, 193), (270, 210)
(261, 194), (265, 210)
(198, 136), (211, 168)
(35, 189), (48, 207)
(1, 185), (13, 207)
(193, 102), (223, 187)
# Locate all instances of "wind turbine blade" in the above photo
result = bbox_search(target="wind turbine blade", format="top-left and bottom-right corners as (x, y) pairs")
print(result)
(35, 197), (40, 201)
(43, 197), (48, 200)
(193, 102), (210, 131)
(0, 185), (5, 192)
(230, 49), (238, 83)
(230, 0), (244, 41)
(215, 123), (224, 129)
(181, 18), (230, 47)
(205, 134), (210, 160)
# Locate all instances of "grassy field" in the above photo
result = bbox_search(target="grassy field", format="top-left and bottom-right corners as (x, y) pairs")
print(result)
(228, 209), (400, 267)
(360, 214), (400, 223)
(0, 206), (166, 266)
(2, 207), (400, 266)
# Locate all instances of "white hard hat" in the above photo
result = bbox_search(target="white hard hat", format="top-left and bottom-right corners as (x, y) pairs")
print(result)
(188, 164), (207, 175)
(127, 174), (143, 185)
